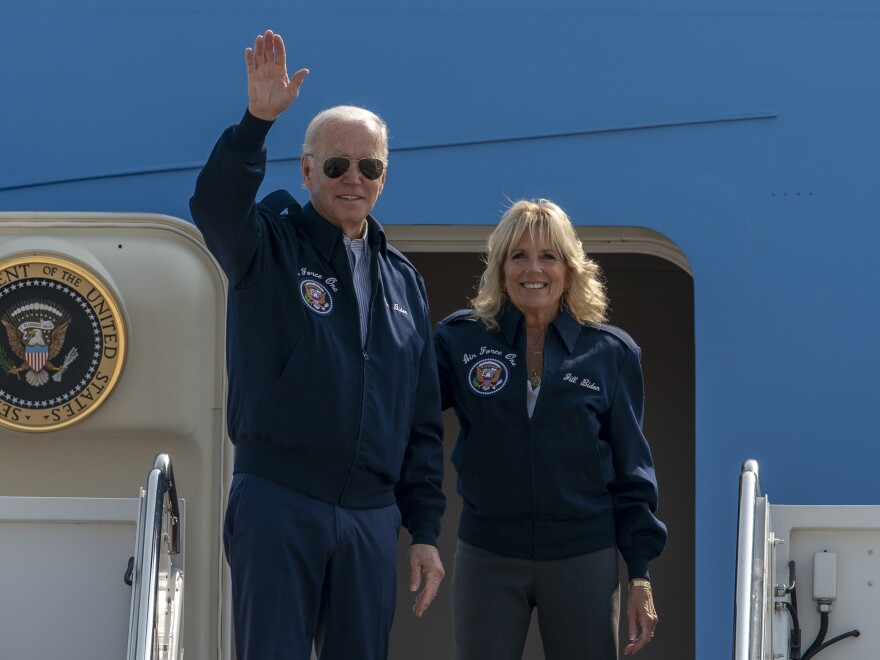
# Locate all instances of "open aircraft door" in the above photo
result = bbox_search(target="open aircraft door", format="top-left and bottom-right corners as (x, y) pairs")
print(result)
(734, 460), (879, 660)
(0, 213), (230, 659)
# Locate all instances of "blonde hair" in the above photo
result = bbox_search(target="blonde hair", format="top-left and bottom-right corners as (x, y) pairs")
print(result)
(303, 105), (389, 160)
(471, 199), (608, 331)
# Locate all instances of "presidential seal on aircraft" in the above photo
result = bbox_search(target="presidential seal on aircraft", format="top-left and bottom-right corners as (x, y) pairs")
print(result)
(0, 255), (126, 432)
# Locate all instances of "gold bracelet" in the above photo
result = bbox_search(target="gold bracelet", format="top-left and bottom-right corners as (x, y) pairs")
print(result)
(629, 578), (652, 591)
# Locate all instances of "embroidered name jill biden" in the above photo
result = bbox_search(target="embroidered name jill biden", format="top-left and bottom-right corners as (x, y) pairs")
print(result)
(564, 372), (601, 391)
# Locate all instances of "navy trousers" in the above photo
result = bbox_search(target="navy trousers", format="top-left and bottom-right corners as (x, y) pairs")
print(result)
(223, 473), (402, 660)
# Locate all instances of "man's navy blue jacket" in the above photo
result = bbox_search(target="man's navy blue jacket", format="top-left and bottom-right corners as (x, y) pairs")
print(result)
(435, 305), (666, 577)
(190, 110), (445, 546)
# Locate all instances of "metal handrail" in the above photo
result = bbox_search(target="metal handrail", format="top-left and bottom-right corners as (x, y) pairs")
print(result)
(733, 459), (761, 660)
(153, 453), (181, 555)
(127, 453), (182, 660)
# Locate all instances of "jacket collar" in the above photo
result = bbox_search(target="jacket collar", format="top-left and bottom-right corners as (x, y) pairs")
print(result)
(299, 202), (388, 262)
(499, 302), (583, 354)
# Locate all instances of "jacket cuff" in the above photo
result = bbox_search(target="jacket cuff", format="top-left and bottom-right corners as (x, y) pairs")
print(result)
(406, 511), (442, 547)
(624, 552), (651, 581)
(230, 108), (274, 153)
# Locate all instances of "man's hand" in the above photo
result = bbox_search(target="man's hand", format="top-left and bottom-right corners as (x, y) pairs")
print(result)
(624, 582), (658, 654)
(245, 30), (309, 121)
(408, 543), (445, 617)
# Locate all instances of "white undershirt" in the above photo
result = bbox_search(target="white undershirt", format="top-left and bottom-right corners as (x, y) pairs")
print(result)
(527, 381), (540, 417)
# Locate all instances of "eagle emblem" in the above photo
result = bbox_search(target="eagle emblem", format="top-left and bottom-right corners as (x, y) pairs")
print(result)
(0, 255), (126, 432)
(2, 300), (78, 387)
(467, 358), (509, 396)
(300, 279), (333, 316)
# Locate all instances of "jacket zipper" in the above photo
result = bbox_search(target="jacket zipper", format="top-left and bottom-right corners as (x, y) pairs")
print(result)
(528, 415), (537, 559)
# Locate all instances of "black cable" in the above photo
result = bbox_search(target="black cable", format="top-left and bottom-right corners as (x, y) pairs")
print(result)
(801, 611), (828, 659)
(783, 602), (801, 659)
(784, 560), (801, 659)
(782, 557), (860, 660)
(787, 560), (798, 611)
(802, 629), (860, 660)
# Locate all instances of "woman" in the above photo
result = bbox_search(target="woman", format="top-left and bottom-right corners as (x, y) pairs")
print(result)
(435, 199), (667, 659)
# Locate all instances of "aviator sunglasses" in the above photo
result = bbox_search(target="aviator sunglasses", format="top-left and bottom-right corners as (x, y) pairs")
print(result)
(307, 155), (386, 181)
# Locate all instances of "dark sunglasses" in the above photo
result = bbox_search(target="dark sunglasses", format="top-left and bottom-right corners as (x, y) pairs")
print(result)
(309, 155), (386, 181)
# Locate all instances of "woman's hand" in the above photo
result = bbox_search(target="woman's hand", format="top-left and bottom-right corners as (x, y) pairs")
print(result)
(624, 580), (657, 654)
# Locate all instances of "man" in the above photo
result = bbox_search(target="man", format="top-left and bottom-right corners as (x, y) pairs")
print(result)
(190, 30), (446, 660)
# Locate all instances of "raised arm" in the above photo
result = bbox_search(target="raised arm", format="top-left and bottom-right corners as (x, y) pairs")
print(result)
(245, 30), (309, 121)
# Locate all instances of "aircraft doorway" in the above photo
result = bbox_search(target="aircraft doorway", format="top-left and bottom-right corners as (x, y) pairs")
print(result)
(389, 227), (695, 660)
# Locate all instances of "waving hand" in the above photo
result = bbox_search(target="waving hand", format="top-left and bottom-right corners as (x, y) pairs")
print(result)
(245, 30), (309, 121)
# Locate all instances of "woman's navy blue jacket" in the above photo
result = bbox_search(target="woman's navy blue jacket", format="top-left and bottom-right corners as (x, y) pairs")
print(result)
(435, 305), (666, 576)
(190, 110), (445, 546)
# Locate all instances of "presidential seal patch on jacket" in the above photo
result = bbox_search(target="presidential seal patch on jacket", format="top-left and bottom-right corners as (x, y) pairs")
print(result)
(0, 255), (126, 432)
(467, 357), (509, 396)
(300, 278), (334, 316)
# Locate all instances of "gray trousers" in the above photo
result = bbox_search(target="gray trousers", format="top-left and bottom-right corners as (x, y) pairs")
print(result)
(452, 541), (620, 660)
